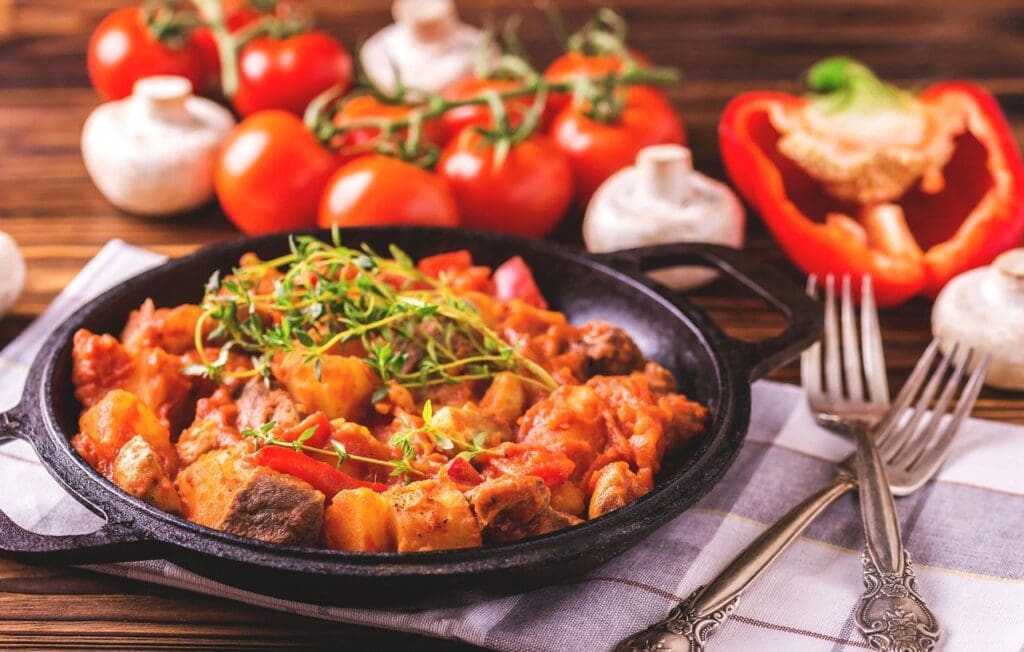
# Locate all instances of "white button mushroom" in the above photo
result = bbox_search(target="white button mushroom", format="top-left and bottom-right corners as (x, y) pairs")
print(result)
(0, 231), (26, 319)
(81, 75), (236, 217)
(932, 248), (1024, 390)
(360, 0), (491, 94)
(583, 144), (745, 290)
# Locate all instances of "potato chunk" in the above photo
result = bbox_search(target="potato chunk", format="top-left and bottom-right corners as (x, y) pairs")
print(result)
(271, 352), (375, 421)
(176, 448), (324, 546)
(112, 435), (183, 514)
(323, 488), (395, 552)
(73, 389), (178, 479)
(386, 480), (481, 552)
(121, 299), (206, 354)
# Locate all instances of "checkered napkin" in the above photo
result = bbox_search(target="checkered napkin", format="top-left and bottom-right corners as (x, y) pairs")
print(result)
(1, 240), (1022, 651)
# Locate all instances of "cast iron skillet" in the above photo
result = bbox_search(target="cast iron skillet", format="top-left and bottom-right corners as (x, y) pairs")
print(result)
(0, 227), (819, 607)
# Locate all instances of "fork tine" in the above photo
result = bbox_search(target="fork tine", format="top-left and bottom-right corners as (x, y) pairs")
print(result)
(823, 275), (843, 399)
(882, 342), (959, 462)
(840, 275), (864, 403)
(873, 339), (941, 447)
(896, 352), (991, 494)
(800, 275), (823, 401)
(860, 277), (889, 406)
(887, 342), (964, 468)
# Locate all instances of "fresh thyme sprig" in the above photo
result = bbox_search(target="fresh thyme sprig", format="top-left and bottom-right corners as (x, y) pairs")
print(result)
(187, 229), (557, 396)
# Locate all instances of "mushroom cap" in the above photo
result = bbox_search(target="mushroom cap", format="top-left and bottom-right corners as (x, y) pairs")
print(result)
(0, 231), (26, 318)
(932, 249), (1024, 390)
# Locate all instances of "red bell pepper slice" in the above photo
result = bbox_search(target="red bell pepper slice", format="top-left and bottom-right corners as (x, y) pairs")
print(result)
(253, 446), (387, 497)
(719, 57), (1024, 306)
(439, 456), (484, 488)
(276, 412), (332, 449)
(417, 250), (473, 278)
(493, 256), (548, 309)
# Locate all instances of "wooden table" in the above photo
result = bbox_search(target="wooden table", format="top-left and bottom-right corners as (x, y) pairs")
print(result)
(2, 0), (1023, 648)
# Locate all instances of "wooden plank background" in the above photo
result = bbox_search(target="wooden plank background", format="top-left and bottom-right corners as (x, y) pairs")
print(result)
(2, 0), (1024, 648)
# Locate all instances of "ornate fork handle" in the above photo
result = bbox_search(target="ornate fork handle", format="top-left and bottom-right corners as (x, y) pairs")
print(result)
(856, 549), (939, 651)
(615, 474), (856, 651)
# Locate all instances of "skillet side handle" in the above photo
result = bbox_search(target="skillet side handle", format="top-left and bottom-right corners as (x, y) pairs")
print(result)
(0, 406), (153, 564)
(596, 243), (821, 381)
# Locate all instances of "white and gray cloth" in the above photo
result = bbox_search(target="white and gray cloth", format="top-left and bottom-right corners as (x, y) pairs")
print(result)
(1, 240), (1021, 651)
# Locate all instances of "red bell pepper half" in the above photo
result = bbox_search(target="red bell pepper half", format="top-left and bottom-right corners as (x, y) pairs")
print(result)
(253, 446), (387, 498)
(719, 57), (1024, 306)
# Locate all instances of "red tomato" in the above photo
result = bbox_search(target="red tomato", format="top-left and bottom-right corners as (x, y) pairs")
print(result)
(318, 155), (460, 228)
(493, 257), (547, 308)
(215, 110), (339, 235)
(440, 77), (545, 141)
(233, 31), (353, 116)
(437, 130), (573, 238)
(331, 95), (445, 161)
(87, 7), (207, 100)
(550, 86), (685, 203)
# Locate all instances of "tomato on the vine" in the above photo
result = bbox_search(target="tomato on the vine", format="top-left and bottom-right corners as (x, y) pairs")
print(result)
(550, 86), (685, 203)
(232, 31), (353, 116)
(331, 95), (445, 161)
(215, 110), (338, 235)
(318, 155), (460, 228)
(192, 0), (265, 91)
(543, 50), (652, 115)
(87, 7), (208, 100)
(440, 77), (542, 142)
(437, 129), (573, 238)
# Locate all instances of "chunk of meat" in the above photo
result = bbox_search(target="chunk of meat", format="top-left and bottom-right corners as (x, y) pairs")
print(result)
(520, 372), (707, 503)
(517, 384), (607, 481)
(176, 448), (324, 546)
(588, 461), (646, 519)
(467, 475), (582, 543)
(235, 377), (300, 433)
(271, 352), (376, 421)
(73, 389), (178, 478)
(112, 435), (183, 514)
(176, 418), (242, 468)
(72, 329), (193, 429)
(385, 480), (481, 552)
(323, 487), (395, 552)
(121, 299), (207, 354)
(571, 321), (645, 377)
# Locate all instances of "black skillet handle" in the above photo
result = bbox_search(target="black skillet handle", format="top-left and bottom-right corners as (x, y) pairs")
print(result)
(595, 242), (821, 381)
(0, 405), (153, 564)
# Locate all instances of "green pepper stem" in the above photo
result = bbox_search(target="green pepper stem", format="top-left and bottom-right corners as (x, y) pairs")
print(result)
(806, 56), (911, 113)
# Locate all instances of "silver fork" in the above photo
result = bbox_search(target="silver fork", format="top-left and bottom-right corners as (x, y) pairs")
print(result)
(615, 277), (990, 652)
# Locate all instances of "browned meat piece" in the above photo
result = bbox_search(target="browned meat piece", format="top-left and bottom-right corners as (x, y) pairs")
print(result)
(71, 329), (193, 430)
(121, 299), (207, 354)
(572, 321), (645, 377)
(467, 475), (582, 543)
(235, 377), (301, 432)
(643, 361), (677, 394)
(111, 435), (183, 514)
(176, 418), (242, 468)
(386, 480), (481, 552)
(176, 448), (324, 546)
(588, 461), (646, 519)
